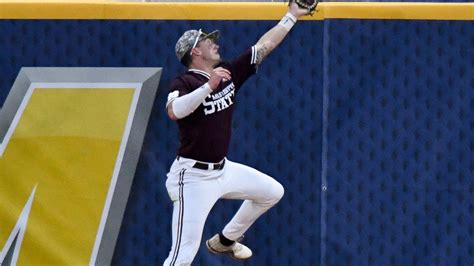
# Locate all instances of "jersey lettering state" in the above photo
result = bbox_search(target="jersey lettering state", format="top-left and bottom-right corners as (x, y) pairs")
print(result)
(203, 83), (235, 115)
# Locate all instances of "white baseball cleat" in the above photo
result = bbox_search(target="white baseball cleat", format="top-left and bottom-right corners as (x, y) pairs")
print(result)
(206, 234), (253, 260)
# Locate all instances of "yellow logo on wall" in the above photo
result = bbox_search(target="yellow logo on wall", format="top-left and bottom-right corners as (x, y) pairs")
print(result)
(0, 68), (161, 265)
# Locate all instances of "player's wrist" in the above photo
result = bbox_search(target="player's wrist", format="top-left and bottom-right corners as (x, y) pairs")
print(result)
(279, 12), (298, 32)
(202, 82), (213, 92)
(207, 79), (219, 91)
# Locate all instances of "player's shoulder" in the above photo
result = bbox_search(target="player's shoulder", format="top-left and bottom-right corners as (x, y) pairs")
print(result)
(169, 74), (185, 87)
(169, 72), (190, 90)
(170, 70), (207, 91)
(228, 47), (255, 68)
(171, 70), (198, 83)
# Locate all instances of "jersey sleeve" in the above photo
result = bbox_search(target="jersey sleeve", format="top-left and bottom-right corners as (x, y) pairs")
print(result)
(166, 77), (189, 108)
(229, 46), (258, 89)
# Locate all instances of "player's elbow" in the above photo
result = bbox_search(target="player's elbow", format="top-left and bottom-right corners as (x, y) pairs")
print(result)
(254, 42), (276, 65)
(168, 112), (179, 121)
(167, 103), (179, 121)
(255, 41), (276, 53)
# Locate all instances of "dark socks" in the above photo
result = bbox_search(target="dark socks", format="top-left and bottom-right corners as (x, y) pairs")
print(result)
(219, 233), (235, 246)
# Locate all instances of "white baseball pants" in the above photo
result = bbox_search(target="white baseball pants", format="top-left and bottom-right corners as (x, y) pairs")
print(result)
(163, 156), (284, 266)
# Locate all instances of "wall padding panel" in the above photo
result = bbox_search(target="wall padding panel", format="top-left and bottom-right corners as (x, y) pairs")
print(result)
(324, 19), (473, 266)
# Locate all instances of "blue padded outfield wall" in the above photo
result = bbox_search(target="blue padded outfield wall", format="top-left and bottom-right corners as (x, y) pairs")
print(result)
(0, 2), (472, 265)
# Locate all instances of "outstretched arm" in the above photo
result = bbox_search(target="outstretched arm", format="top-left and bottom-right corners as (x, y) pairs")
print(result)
(254, 3), (309, 65)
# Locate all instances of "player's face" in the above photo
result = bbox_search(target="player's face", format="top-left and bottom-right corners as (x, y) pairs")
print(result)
(197, 38), (221, 64)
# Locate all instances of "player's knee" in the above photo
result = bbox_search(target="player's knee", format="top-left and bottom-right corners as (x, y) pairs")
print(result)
(269, 181), (285, 204)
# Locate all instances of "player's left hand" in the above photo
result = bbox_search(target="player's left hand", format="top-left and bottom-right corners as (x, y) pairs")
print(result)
(289, 1), (318, 17)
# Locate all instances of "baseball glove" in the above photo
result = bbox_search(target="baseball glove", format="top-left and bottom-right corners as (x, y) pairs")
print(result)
(290, 0), (320, 15)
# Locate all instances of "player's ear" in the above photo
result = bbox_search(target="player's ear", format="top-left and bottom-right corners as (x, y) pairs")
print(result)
(191, 47), (201, 57)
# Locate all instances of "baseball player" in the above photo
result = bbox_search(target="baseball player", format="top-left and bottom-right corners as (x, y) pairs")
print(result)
(164, 3), (309, 265)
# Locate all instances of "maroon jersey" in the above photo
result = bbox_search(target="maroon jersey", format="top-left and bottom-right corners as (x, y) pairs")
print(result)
(167, 47), (258, 162)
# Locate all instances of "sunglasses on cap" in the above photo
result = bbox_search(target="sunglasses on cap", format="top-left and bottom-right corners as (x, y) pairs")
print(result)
(190, 29), (203, 56)
(190, 29), (219, 56)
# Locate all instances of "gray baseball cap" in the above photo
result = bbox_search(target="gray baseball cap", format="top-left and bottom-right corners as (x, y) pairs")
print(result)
(175, 29), (219, 61)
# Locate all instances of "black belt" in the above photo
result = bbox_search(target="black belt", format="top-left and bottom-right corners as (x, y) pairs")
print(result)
(177, 156), (225, 171)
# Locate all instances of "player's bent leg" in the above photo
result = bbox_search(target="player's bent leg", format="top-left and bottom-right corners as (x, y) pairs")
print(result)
(221, 160), (285, 204)
(219, 159), (284, 241)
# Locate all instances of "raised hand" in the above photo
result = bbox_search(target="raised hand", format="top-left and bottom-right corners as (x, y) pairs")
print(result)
(208, 67), (232, 90)
(289, 2), (314, 17)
